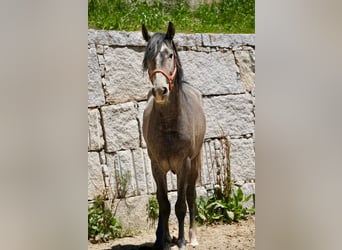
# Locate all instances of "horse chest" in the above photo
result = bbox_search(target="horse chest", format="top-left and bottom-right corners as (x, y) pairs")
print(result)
(147, 130), (192, 164)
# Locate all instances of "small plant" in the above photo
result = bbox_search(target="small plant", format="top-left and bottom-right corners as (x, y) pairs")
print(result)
(115, 170), (130, 199)
(196, 135), (255, 225)
(88, 195), (123, 243)
(147, 195), (159, 227)
(196, 185), (255, 225)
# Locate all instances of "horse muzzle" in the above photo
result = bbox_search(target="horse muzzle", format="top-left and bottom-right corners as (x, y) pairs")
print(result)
(152, 86), (168, 104)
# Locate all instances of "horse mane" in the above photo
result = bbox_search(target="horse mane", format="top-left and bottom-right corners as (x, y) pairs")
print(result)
(143, 32), (184, 87)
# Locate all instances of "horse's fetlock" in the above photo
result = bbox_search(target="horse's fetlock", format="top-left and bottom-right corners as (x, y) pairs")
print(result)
(177, 238), (186, 250)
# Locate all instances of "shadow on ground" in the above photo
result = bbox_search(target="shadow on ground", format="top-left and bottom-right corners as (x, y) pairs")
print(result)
(108, 242), (177, 250)
(108, 243), (152, 250)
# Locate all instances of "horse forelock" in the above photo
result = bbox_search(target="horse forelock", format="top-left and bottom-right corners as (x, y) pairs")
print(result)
(143, 33), (164, 71)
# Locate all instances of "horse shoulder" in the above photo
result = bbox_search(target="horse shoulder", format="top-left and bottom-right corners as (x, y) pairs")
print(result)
(180, 84), (206, 143)
(142, 98), (154, 140)
(181, 85), (205, 117)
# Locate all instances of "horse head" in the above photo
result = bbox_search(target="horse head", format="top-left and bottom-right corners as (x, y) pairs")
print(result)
(142, 22), (180, 104)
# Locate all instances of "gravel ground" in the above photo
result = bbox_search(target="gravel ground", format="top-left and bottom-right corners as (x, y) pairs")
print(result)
(88, 216), (255, 250)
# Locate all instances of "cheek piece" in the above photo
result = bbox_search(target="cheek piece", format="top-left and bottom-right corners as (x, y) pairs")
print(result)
(148, 59), (177, 91)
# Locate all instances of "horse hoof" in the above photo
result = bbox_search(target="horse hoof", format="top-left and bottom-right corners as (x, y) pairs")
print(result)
(153, 243), (170, 250)
(190, 239), (199, 247)
(171, 236), (178, 244)
(176, 239), (186, 250)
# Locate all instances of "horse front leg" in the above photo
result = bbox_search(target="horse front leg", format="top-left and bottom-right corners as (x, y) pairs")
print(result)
(175, 158), (191, 250)
(152, 164), (171, 249)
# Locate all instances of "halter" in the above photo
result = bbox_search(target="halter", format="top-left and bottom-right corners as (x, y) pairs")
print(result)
(148, 59), (177, 91)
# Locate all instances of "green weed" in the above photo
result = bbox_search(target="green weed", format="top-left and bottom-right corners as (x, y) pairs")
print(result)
(88, 170), (132, 243)
(196, 185), (255, 225)
(147, 195), (159, 227)
(196, 135), (255, 225)
(88, 195), (123, 243)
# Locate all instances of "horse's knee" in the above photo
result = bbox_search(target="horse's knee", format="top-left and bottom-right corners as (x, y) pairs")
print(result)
(157, 194), (170, 213)
(159, 202), (171, 217)
(175, 199), (186, 219)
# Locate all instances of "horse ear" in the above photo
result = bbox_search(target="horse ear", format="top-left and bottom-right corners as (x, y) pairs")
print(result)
(165, 21), (175, 40)
(142, 24), (150, 42)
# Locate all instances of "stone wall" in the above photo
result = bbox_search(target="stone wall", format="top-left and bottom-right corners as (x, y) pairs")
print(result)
(88, 29), (255, 229)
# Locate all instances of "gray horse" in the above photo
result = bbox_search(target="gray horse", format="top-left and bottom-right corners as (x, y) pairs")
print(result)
(142, 22), (206, 250)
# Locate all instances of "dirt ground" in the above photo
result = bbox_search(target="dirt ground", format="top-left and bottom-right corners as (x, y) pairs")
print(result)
(88, 216), (255, 250)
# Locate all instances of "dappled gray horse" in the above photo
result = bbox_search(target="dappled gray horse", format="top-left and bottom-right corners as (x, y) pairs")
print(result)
(142, 22), (206, 250)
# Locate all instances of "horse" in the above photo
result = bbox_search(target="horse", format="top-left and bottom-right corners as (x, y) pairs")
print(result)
(142, 22), (206, 250)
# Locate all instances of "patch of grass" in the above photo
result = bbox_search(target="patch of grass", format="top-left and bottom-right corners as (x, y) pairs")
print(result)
(88, 0), (254, 33)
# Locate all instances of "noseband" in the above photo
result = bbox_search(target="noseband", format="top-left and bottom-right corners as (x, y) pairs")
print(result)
(148, 59), (177, 91)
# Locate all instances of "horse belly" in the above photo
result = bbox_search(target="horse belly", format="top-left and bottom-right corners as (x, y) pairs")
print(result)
(148, 135), (192, 173)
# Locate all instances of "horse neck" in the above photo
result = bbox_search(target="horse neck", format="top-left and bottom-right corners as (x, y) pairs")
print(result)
(153, 84), (182, 123)
(153, 61), (183, 123)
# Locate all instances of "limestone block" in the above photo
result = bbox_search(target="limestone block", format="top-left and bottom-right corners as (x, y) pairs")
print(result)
(99, 186), (223, 231)
(230, 138), (255, 185)
(88, 29), (96, 44)
(179, 51), (244, 95)
(96, 44), (104, 55)
(102, 164), (110, 190)
(201, 138), (230, 187)
(107, 31), (127, 46)
(202, 34), (255, 48)
(136, 101), (147, 148)
(88, 152), (105, 200)
(201, 141), (213, 186)
(94, 30), (111, 45)
(132, 148), (149, 195)
(141, 148), (156, 194)
(101, 102), (139, 152)
(95, 30), (146, 46)
(125, 31), (146, 46)
(167, 171), (177, 192)
(109, 194), (151, 230)
(167, 187), (207, 225)
(88, 44), (105, 107)
(201, 140), (216, 186)
(88, 108), (104, 151)
(102, 47), (151, 104)
(203, 94), (254, 138)
(234, 47), (255, 92)
(88, 80), (105, 107)
(88, 44), (101, 86)
(98, 54), (105, 65)
(99, 150), (106, 164)
(105, 150), (136, 197)
(174, 33), (202, 47)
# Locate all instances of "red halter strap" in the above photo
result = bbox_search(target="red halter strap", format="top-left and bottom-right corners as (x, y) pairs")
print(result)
(148, 62), (177, 91)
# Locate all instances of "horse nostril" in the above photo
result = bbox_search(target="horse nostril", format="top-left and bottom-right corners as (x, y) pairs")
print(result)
(152, 87), (168, 97)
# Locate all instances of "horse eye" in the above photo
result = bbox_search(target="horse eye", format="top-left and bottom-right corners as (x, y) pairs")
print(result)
(169, 53), (173, 58)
